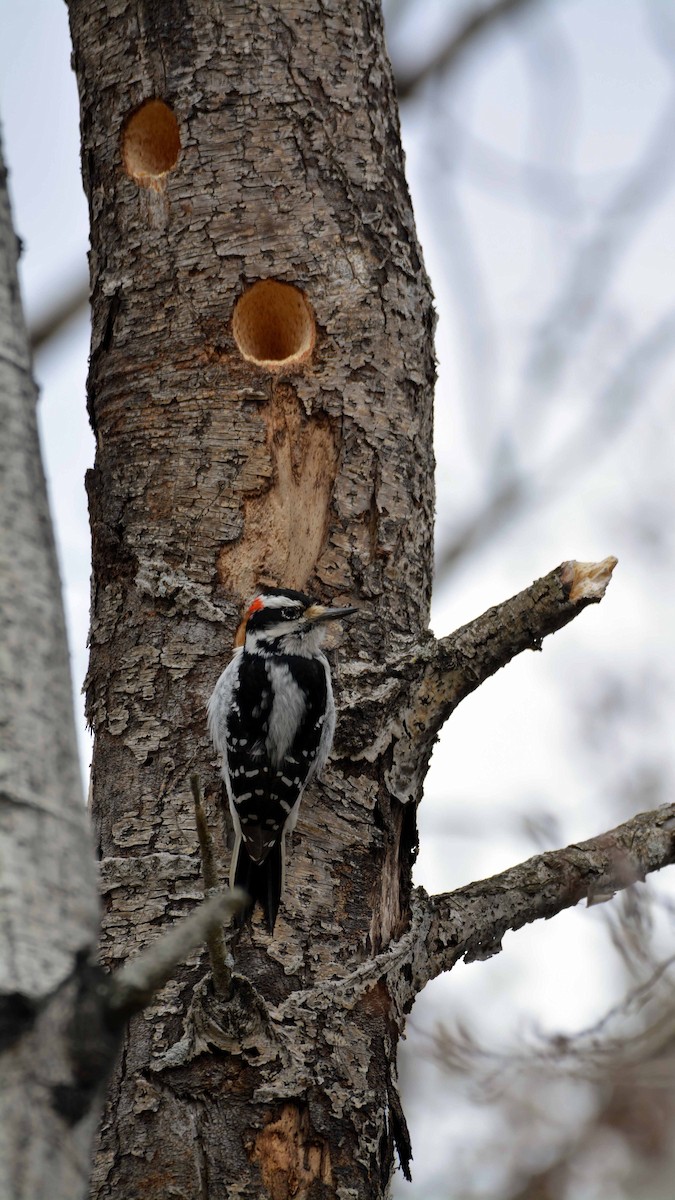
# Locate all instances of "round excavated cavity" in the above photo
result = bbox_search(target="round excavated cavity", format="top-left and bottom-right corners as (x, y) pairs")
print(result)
(122, 99), (180, 186)
(232, 280), (315, 370)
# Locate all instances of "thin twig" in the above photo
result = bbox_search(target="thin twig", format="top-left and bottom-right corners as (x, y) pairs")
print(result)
(395, 0), (541, 101)
(191, 774), (233, 998)
(106, 887), (246, 1021)
(28, 275), (90, 352)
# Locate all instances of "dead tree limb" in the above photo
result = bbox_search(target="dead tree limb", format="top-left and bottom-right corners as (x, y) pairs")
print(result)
(344, 557), (618, 804)
(418, 802), (675, 987)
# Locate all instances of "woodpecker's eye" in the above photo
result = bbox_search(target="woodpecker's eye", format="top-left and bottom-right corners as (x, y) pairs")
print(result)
(281, 607), (298, 620)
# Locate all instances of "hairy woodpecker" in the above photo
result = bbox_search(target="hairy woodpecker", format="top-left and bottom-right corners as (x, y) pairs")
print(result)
(208, 588), (357, 932)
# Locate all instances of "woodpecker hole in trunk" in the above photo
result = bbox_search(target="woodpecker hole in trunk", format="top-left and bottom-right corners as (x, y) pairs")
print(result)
(122, 100), (180, 187)
(232, 280), (315, 370)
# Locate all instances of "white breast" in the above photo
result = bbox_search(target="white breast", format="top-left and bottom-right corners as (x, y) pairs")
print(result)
(265, 661), (307, 768)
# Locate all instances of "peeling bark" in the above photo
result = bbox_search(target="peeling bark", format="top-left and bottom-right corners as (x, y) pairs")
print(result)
(68, 1), (434, 1195)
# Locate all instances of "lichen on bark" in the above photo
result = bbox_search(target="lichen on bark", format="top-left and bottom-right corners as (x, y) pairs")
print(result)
(68, 0), (435, 1195)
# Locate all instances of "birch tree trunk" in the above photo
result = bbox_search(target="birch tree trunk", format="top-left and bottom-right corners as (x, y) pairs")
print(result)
(64, 4), (636, 1199)
(0, 133), (100, 1197)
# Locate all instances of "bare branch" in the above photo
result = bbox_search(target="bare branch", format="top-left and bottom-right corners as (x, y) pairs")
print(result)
(378, 557), (617, 802)
(272, 806), (674, 1036)
(106, 889), (246, 1021)
(431, 554), (617, 716)
(395, 0), (542, 102)
(417, 802), (675, 987)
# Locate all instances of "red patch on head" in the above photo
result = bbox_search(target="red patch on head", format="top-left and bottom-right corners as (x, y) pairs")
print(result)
(234, 595), (264, 647)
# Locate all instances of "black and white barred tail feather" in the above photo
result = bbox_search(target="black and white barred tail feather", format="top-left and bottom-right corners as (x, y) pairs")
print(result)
(231, 835), (284, 933)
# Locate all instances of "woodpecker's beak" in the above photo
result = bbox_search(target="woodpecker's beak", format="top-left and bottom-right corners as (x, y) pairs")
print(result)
(304, 604), (358, 624)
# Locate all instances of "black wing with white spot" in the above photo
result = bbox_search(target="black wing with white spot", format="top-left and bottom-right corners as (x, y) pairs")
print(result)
(224, 652), (329, 866)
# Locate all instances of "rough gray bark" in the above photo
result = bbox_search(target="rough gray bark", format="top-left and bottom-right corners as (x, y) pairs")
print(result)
(63, 4), (635, 1199)
(68, 2), (434, 1195)
(0, 133), (101, 1197)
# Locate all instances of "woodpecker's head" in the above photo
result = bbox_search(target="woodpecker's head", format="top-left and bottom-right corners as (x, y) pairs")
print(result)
(235, 588), (357, 656)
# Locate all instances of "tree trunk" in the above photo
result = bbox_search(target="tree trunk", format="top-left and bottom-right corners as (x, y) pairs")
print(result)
(68, 1), (435, 1195)
(0, 132), (100, 1197)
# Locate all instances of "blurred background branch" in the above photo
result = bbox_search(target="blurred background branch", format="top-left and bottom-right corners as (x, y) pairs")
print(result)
(28, 273), (89, 354)
(395, 0), (544, 101)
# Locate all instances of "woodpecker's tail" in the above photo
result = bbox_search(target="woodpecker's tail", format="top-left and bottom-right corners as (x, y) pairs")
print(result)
(231, 837), (283, 934)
